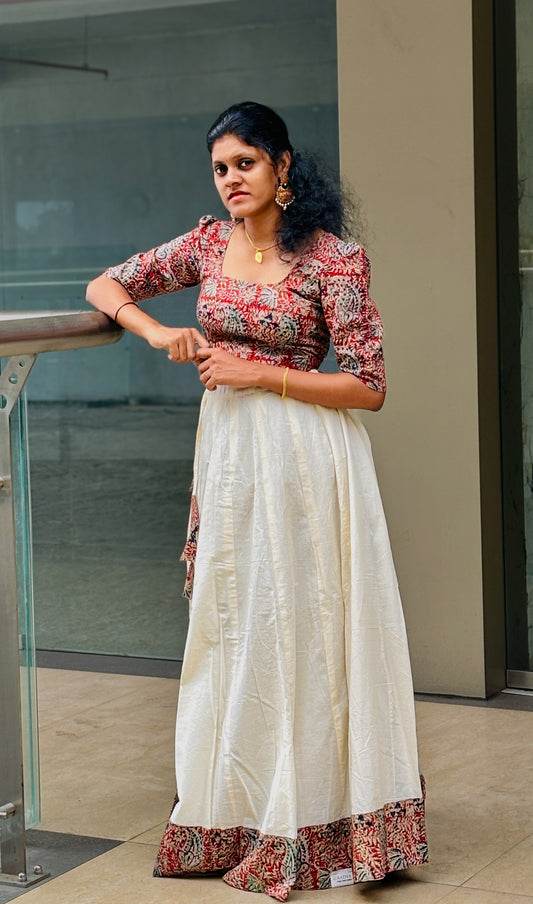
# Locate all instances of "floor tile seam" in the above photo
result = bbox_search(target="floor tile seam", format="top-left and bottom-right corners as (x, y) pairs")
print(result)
(35, 688), (167, 725)
(36, 713), (171, 734)
(126, 837), (162, 846)
(38, 678), (168, 696)
(127, 824), (167, 843)
(431, 886), (471, 902)
(38, 733), (176, 752)
(459, 894), (533, 902)
(38, 668), (175, 688)
(38, 719), (177, 742)
(37, 679), (175, 703)
(37, 691), (177, 712)
(457, 828), (533, 889)
(439, 893), (533, 903)
(462, 884), (533, 898)
(398, 880), (533, 903)
(38, 739), (175, 758)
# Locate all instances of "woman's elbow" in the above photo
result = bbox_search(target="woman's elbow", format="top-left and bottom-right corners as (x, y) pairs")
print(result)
(369, 389), (386, 412)
(348, 375), (386, 411)
(86, 273), (106, 306)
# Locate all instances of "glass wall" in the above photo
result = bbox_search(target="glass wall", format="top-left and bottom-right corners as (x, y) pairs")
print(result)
(0, 0), (339, 660)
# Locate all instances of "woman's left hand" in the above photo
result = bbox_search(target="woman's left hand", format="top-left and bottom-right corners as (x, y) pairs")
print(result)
(196, 347), (257, 391)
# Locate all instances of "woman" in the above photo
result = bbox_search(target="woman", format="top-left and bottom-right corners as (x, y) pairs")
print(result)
(86, 101), (428, 901)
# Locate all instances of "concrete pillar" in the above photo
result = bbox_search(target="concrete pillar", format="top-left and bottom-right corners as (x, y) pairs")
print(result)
(337, 0), (506, 696)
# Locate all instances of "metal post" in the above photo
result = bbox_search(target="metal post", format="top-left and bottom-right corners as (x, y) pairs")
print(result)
(0, 354), (44, 886)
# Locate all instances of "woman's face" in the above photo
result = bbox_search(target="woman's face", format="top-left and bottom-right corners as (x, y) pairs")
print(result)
(211, 134), (290, 220)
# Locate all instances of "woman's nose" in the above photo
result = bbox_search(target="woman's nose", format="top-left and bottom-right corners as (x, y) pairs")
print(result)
(225, 168), (242, 186)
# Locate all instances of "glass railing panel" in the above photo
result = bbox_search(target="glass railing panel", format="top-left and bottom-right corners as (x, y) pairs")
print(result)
(11, 389), (40, 828)
(28, 400), (196, 660)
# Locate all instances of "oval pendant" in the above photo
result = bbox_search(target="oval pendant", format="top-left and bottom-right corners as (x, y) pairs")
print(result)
(255, 251), (263, 264)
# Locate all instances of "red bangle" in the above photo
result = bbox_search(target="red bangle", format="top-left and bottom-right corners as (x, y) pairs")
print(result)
(114, 300), (138, 324)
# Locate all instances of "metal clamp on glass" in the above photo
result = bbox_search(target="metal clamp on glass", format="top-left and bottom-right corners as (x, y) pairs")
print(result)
(0, 804), (16, 820)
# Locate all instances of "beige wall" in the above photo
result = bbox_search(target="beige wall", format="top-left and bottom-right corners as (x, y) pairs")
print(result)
(337, 0), (505, 696)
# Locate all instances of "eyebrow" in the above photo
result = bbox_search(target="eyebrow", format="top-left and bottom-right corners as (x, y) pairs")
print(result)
(211, 151), (257, 166)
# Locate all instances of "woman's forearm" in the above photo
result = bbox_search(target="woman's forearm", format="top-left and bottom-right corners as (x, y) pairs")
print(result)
(86, 274), (164, 343)
(196, 347), (385, 410)
(86, 274), (207, 359)
(254, 363), (385, 411)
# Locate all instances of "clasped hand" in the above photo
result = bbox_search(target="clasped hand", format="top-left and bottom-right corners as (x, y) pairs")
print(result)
(150, 326), (208, 362)
(196, 347), (257, 391)
(152, 326), (256, 391)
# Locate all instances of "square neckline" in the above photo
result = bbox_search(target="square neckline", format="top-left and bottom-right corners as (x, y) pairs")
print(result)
(218, 220), (325, 289)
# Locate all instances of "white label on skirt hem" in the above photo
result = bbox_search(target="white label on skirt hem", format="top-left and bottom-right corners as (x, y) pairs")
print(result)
(330, 868), (354, 887)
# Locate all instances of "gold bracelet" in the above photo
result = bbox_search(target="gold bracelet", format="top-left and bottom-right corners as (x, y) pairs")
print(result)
(281, 367), (289, 400)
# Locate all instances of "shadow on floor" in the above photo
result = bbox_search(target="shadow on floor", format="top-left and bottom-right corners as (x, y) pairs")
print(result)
(0, 831), (121, 903)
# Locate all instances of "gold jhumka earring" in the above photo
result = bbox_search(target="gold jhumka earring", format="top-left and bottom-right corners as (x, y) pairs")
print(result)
(275, 176), (294, 211)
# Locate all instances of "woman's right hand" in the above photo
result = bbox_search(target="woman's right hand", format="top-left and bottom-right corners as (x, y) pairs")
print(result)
(147, 325), (209, 363)
(86, 274), (208, 362)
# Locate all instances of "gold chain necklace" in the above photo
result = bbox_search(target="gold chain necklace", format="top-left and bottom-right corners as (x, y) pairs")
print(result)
(244, 226), (278, 264)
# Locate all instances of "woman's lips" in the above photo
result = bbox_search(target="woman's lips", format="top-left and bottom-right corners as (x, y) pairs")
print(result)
(229, 192), (248, 200)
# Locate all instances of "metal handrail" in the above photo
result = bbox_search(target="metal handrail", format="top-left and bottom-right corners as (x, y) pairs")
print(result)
(0, 309), (123, 887)
(0, 310), (122, 356)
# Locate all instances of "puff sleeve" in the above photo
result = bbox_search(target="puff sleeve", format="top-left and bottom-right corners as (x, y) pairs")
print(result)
(105, 216), (216, 302)
(320, 241), (386, 392)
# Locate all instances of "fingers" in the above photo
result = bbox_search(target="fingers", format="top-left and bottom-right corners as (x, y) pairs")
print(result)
(193, 330), (210, 348)
(166, 329), (208, 363)
(196, 357), (210, 374)
(186, 333), (196, 360)
(194, 346), (215, 373)
(196, 352), (218, 391)
(198, 367), (217, 391)
(167, 343), (185, 362)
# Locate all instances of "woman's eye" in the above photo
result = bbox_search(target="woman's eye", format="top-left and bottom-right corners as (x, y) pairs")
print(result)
(214, 165), (226, 176)
(239, 159), (254, 169)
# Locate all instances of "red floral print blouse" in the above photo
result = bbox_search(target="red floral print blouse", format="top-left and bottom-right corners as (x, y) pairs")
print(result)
(106, 216), (386, 391)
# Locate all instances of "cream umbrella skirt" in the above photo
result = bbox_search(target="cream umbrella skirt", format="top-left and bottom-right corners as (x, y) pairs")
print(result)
(154, 387), (428, 900)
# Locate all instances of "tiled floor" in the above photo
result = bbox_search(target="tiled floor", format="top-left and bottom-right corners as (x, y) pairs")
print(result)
(4, 668), (533, 903)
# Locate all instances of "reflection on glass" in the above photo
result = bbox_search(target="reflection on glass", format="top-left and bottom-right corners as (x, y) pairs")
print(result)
(0, 0), (338, 661)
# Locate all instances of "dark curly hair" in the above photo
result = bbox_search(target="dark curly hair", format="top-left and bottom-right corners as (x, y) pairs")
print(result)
(206, 101), (356, 256)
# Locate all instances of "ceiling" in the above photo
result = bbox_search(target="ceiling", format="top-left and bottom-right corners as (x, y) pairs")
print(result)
(0, 0), (321, 46)
(0, 0), (234, 25)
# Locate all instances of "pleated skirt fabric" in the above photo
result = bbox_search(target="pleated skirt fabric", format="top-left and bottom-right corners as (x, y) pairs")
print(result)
(154, 387), (428, 900)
